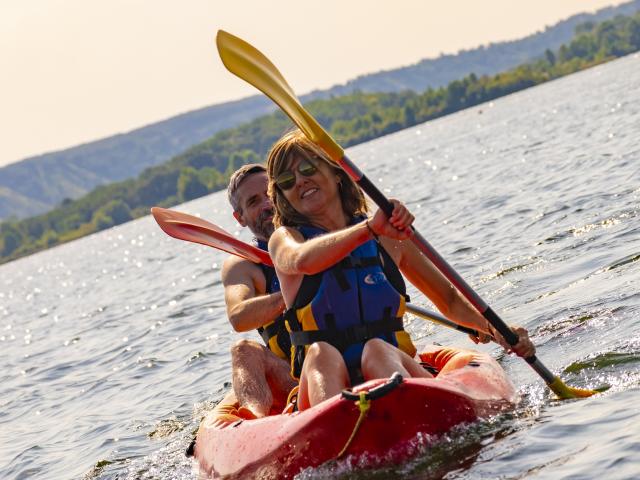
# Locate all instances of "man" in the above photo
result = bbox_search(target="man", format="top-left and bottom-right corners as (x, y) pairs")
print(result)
(221, 164), (296, 418)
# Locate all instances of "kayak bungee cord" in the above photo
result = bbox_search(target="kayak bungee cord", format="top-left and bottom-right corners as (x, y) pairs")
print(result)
(337, 373), (404, 458)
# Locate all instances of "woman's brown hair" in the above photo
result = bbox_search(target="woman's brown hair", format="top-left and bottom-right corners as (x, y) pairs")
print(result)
(266, 130), (368, 228)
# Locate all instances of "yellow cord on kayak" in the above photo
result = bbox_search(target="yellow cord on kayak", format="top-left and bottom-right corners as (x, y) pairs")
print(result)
(337, 391), (371, 459)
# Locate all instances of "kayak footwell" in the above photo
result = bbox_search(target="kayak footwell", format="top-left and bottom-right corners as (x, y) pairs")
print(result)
(194, 347), (517, 479)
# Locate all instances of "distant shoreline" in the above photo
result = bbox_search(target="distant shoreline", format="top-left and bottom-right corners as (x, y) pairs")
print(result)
(2, 11), (640, 265)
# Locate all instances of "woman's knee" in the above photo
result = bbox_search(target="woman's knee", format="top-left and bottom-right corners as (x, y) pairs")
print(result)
(361, 338), (431, 379)
(362, 338), (394, 355)
(305, 341), (342, 362)
(302, 342), (347, 377)
(362, 339), (395, 368)
(362, 337), (394, 359)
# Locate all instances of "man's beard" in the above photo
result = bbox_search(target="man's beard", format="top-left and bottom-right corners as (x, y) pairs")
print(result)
(252, 208), (275, 240)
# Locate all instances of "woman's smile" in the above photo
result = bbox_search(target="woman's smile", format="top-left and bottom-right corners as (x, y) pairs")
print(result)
(300, 187), (319, 199)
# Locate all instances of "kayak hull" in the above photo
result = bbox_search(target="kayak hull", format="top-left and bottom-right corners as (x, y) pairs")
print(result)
(194, 347), (517, 479)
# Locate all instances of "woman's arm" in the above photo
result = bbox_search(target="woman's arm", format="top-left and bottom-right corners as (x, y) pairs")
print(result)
(268, 222), (372, 276)
(394, 239), (536, 358)
(269, 200), (413, 276)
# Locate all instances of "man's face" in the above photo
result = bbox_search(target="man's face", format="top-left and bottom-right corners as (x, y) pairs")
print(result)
(233, 172), (274, 241)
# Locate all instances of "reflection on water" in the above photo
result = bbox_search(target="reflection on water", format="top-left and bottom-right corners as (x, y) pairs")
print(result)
(1, 54), (640, 479)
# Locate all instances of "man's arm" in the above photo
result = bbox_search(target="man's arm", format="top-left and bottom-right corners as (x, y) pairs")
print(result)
(221, 255), (286, 332)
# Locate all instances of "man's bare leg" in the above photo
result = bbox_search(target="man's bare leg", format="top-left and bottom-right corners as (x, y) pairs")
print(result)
(231, 339), (295, 417)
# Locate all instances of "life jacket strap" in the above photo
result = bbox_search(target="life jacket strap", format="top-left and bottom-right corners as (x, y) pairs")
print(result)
(339, 256), (379, 268)
(331, 255), (380, 292)
(289, 317), (404, 350)
(258, 321), (280, 345)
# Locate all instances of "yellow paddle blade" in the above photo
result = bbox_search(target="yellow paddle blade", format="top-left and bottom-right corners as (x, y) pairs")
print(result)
(548, 376), (600, 399)
(216, 30), (344, 162)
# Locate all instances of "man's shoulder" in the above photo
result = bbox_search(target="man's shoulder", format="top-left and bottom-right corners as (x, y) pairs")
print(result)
(222, 254), (266, 279)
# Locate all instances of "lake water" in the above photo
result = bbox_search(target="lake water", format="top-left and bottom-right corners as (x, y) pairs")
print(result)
(1, 53), (639, 480)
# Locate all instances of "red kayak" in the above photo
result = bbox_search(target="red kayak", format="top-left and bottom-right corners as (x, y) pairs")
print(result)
(194, 346), (518, 479)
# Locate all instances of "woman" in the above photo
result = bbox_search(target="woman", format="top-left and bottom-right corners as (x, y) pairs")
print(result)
(267, 130), (535, 410)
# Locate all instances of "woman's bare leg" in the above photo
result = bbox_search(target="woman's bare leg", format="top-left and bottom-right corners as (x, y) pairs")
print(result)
(297, 342), (350, 410)
(361, 338), (434, 380)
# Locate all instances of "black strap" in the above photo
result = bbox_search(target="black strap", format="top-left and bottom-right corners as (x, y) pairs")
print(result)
(339, 256), (379, 268)
(284, 307), (300, 330)
(342, 372), (404, 401)
(289, 317), (404, 350)
(332, 268), (351, 292)
(258, 320), (280, 344)
(420, 361), (440, 376)
(259, 263), (279, 294)
(331, 256), (380, 292)
(378, 245), (407, 297)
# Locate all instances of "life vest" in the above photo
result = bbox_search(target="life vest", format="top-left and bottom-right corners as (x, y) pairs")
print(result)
(255, 239), (290, 360)
(284, 221), (417, 382)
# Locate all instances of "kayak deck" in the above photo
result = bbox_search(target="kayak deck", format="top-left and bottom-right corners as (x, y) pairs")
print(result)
(194, 347), (517, 479)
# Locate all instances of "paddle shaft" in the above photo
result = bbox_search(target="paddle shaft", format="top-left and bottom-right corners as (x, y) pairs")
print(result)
(339, 153), (559, 385)
(405, 303), (482, 338)
(152, 206), (480, 337)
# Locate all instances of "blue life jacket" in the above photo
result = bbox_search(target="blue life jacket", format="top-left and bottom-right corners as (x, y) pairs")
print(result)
(254, 239), (290, 360)
(284, 220), (416, 383)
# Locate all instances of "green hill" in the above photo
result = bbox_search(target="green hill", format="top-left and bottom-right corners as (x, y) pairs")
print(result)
(2, 11), (640, 264)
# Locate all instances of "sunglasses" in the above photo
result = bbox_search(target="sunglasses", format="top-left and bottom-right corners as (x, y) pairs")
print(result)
(275, 157), (318, 190)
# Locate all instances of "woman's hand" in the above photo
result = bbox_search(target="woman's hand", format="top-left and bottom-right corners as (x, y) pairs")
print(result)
(491, 325), (536, 358)
(468, 331), (493, 344)
(369, 199), (414, 240)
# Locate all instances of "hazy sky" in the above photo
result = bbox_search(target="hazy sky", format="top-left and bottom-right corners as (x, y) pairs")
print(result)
(0, 0), (629, 167)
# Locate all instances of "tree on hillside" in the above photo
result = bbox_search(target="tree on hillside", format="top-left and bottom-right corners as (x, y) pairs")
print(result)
(178, 167), (209, 202)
